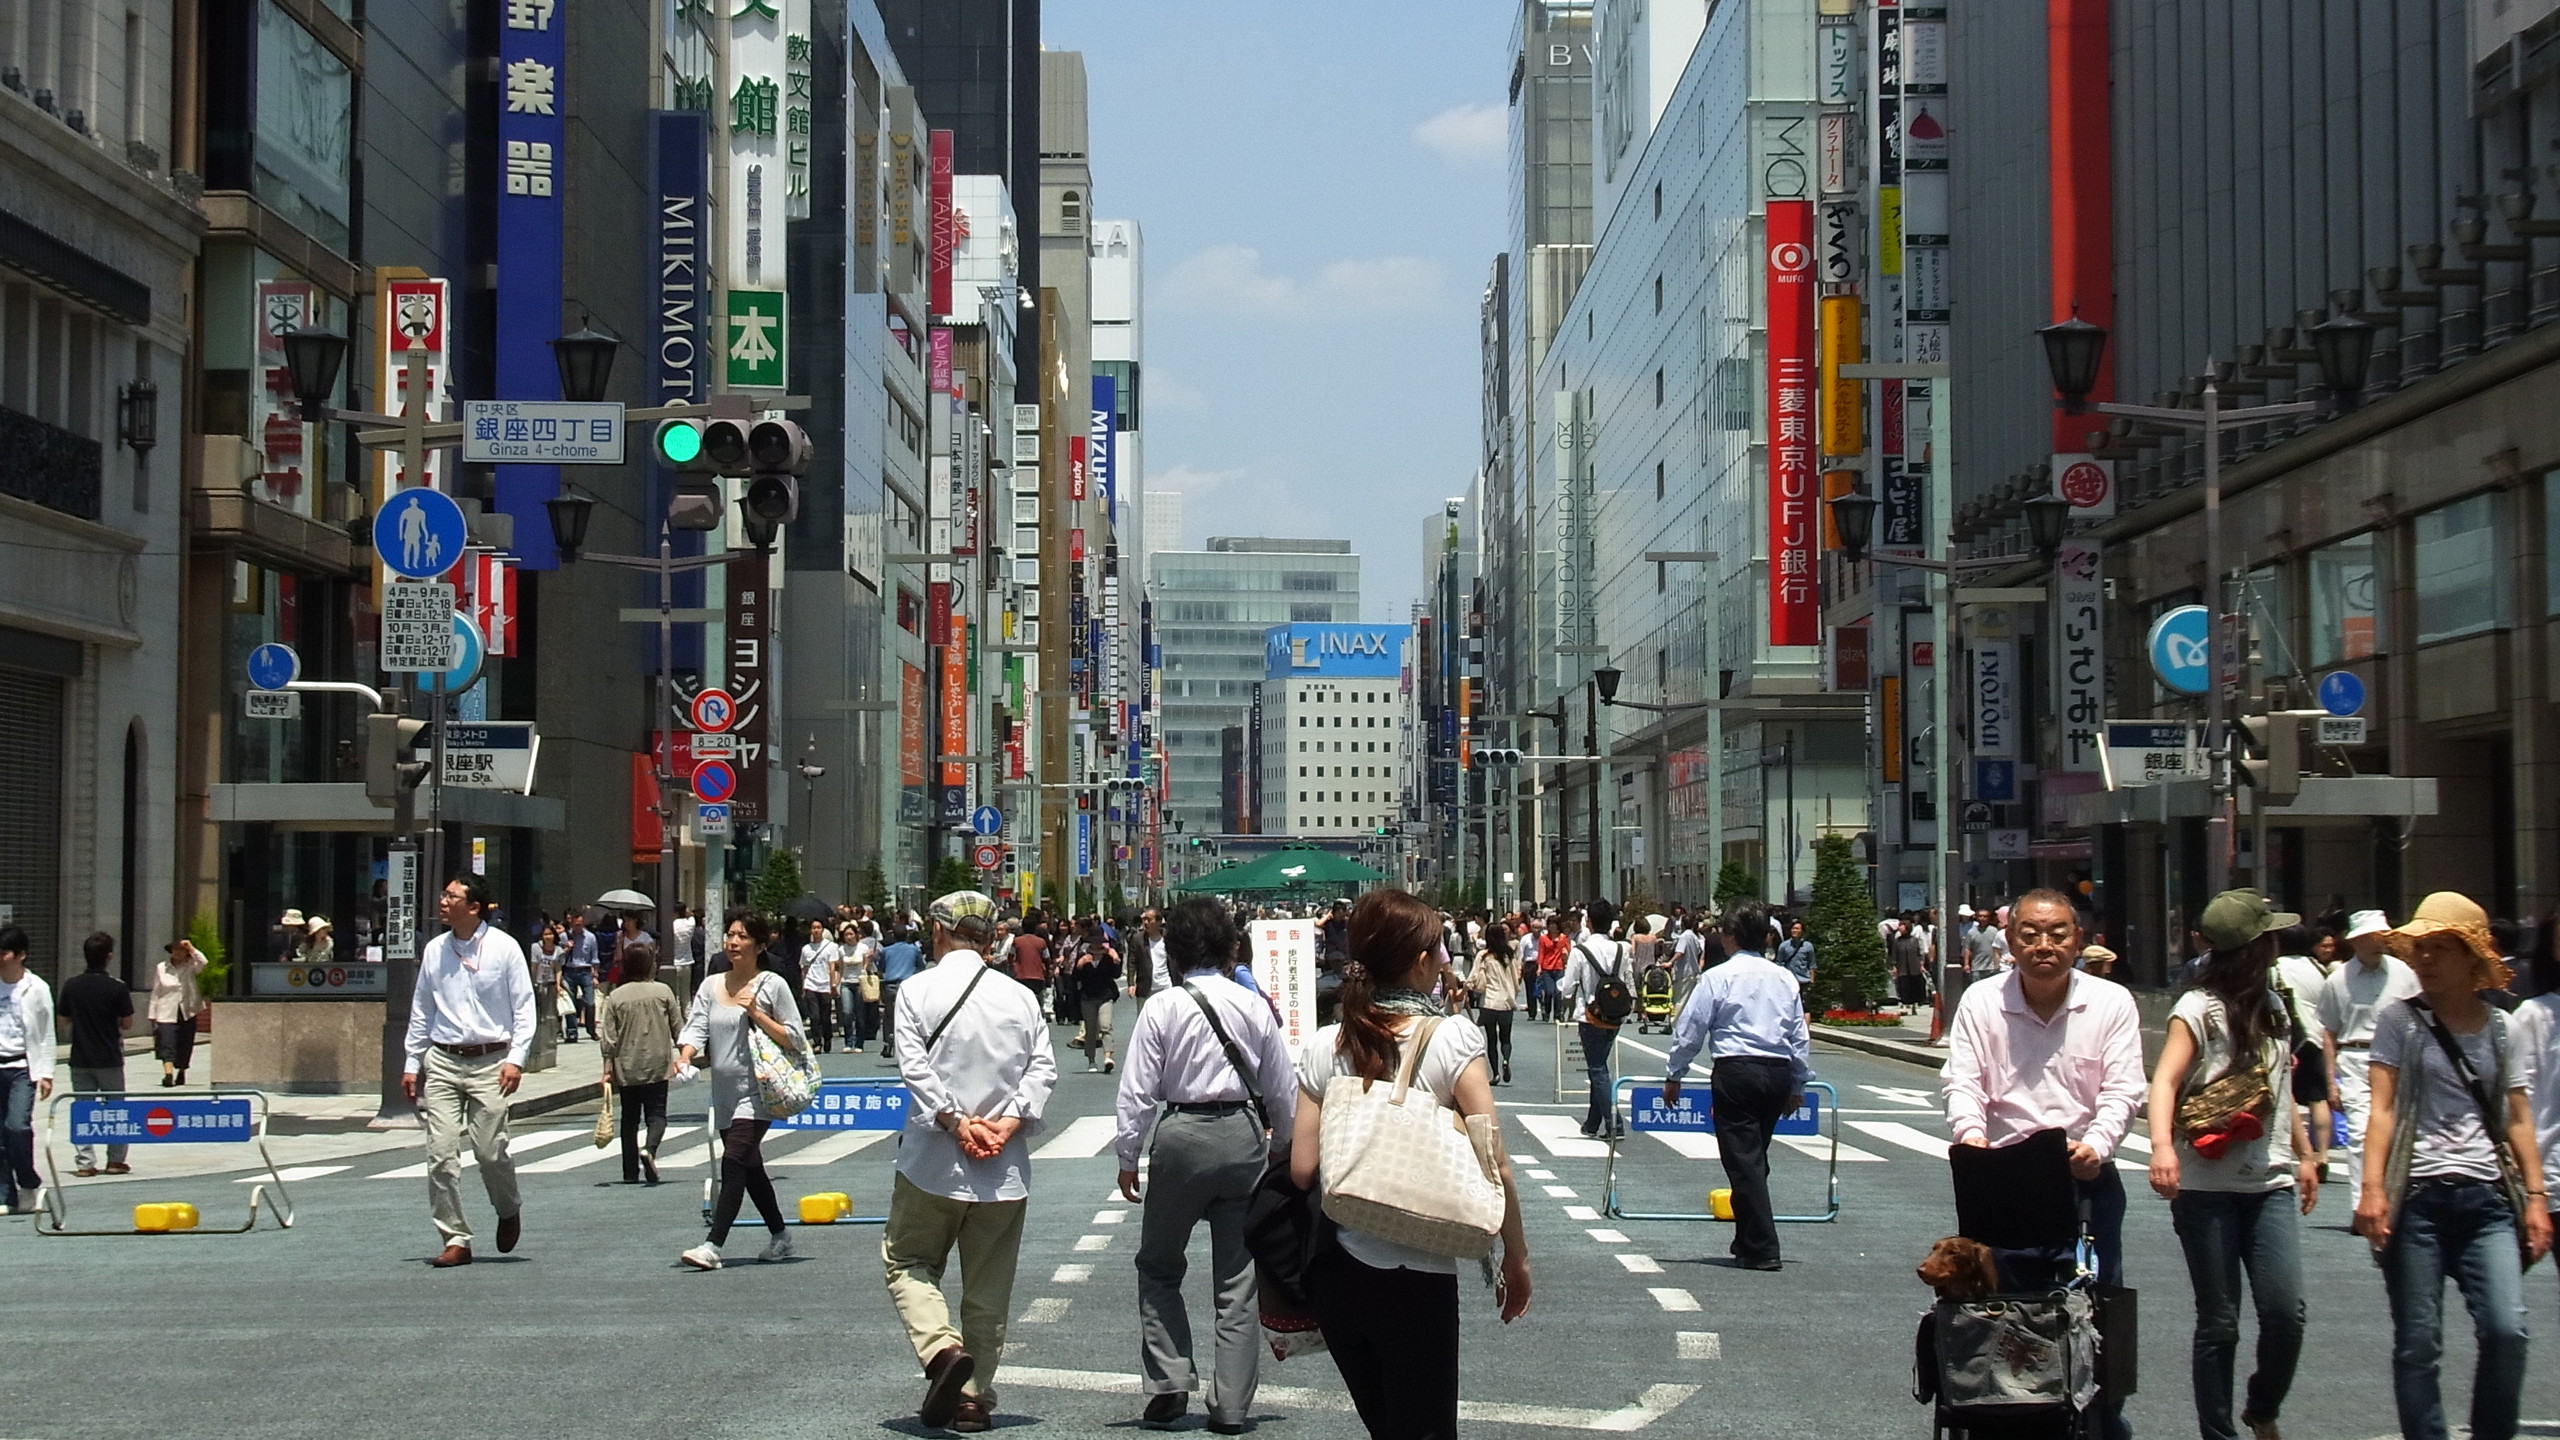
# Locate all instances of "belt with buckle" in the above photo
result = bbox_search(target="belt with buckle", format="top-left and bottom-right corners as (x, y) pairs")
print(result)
(435, 1041), (509, 1059)
(1167, 1100), (1251, 1116)
(2339, 1040), (2372, 1050)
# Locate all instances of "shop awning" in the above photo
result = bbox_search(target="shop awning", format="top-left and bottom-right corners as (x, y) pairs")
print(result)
(209, 782), (568, 832)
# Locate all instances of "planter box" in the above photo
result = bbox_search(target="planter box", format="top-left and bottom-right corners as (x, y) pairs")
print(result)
(213, 997), (388, 1094)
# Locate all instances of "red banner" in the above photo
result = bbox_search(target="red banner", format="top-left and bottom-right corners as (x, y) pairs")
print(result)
(1069, 434), (1087, 502)
(630, 752), (663, 861)
(1766, 198), (1819, 646)
(929, 130), (955, 317)
(940, 614), (969, 787)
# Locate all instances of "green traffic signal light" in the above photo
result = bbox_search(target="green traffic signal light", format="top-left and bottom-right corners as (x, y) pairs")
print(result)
(655, 419), (704, 465)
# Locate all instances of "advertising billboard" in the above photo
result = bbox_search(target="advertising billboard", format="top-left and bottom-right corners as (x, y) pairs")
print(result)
(1261, 623), (1412, 680)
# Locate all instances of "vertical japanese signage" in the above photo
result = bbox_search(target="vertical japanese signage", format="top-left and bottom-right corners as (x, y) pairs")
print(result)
(1766, 197), (1818, 647)
(651, 111), (708, 671)
(1873, 0), (1920, 550)
(372, 275), (450, 500)
(1971, 639), (2015, 759)
(726, 0), (797, 389)
(496, 0), (565, 568)
(725, 551), (771, 827)
(899, 661), (926, 825)
(384, 844), (419, 962)
(940, 614), (970, 815)
(253, 281), (314, 510)
(783, 4), (812, 220)
(1254, 919), (1318, 1060)
(2053, 541), (2104, 772)
(1900, 4), (1949, 362)
(1817, 294), (1862, 456)
(928, 129), (955, 316)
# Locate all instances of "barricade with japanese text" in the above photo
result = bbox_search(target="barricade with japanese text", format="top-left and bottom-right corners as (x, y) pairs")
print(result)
(1601, 1077), (1840, 1224)
(37, 1091), (298, 1236)
(699, 1077), (906, 1227)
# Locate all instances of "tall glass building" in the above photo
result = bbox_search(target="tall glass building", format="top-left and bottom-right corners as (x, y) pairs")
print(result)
(1150, 539), (1360, 836)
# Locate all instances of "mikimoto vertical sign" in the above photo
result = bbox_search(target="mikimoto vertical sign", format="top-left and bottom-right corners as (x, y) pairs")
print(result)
(725, 551), (771, 827)
(651, 110), (708, 673)
(494, 0), (565, 568)
(1765, 196), (1818, 647)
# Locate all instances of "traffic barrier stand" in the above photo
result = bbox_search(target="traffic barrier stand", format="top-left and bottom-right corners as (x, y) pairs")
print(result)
(698, 1077), (906, 1227)
(36, 1089), (297, 1236)
(1600, 1077), (1839, 1224)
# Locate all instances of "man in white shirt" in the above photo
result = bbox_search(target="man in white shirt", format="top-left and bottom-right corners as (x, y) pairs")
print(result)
(667, 904), (697, 1001)
(1141, 908), (1172, 993)
(1662, 904), (1813, 1270)
(1560, 900), (1634, 1139)
(883, 890), (1058, 1435)
(401, 877), (536, 1267)
(1941, 888), (2142, 1440)
(1115, 898), (1295, 1434)
(0, 925), (55, 1214)
(2317, 908), (2420, 1210)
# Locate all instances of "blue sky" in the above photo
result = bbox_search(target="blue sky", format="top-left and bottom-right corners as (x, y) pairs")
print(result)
(1044, 1), (1511, 620)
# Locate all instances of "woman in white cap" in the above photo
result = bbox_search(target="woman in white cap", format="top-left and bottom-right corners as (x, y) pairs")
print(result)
(2356, 891), (2551, 1440)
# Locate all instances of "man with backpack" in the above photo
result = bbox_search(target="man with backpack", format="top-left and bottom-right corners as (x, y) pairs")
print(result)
(1561, 900), (1635, 1138)
(1660, 904), (1813, 1271)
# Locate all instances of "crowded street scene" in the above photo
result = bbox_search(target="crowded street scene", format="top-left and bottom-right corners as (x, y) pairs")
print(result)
(8, 2), (2560, 1438)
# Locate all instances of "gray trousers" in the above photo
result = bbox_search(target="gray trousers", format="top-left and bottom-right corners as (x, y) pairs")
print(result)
(1136, 1106), (1267, 1422)
(71, 1064), (127, 1168)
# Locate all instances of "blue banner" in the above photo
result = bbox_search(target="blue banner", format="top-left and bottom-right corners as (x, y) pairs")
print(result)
(773, 1079), (909, 1131)
(493, 1), (567, 568)
(1626, 1085), (1821, 1136)
(1075, 813), (1093, 877)
(1091, 375), (1117, 515)
(71, 1097), (255, 1145)
(650, 110), (709, 669)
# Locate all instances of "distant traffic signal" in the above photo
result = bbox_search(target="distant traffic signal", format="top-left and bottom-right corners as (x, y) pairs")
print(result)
(739, 419), (811, 549)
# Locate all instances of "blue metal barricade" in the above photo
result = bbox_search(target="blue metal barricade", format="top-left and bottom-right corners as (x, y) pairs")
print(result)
(700, 1077), (907, 1226)
(1601, 1077), (1839, 1224)
(37, 1090), (297, 1236)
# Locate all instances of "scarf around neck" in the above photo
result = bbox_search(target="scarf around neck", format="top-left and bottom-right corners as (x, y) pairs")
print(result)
(1371, 985), (1445, 1018)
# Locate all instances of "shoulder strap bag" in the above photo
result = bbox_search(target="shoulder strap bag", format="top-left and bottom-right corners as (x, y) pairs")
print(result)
(1577, 941), (1635, 1025)
(1315, 1017), (1509, 1259)
(1180, 980), (1269, 1131)
(746, 974), (821, 1119)
(905, 961), (993, 1055)
(2408, 999), (2540, 1269)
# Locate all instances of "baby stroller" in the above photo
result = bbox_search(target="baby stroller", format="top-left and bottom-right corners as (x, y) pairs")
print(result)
(1634, 961), (1676, 1033)
(1912, 1129), (2133, 1439)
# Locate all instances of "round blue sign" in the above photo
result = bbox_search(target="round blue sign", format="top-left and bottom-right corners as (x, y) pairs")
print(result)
(373, 487), (469, 581)
(2316, 670), (2366, 717)
(971, 805), (1003, 837)
(416, 613), (485, 696)
(2146, 605), (2212, 696)
(246, 642), (300, 691)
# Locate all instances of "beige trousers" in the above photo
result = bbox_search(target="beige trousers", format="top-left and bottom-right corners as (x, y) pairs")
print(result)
(422, 1046), (519, 1245)
(881, 1172), (1027, 1398)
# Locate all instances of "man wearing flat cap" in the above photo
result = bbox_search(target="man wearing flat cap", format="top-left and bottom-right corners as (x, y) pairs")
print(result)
(2317, 908), (2419, 1210)
(881, 890), (1058, 1435)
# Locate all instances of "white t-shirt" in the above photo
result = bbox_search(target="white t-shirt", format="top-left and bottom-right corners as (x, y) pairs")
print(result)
(2272, 955), (2329, 1041)
(1296, 1013), (1490, 1276)
(801, 940), (840, 993)
(0, 973), (29, 1056)
(2169, 990), (2299, 1192)
(2509, 994), (2560, 1192)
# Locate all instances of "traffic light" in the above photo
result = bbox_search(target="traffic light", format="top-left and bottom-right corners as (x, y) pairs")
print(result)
(655, 420), (727, 531)
(364, 711), (430, 807)
(1485, 747), (1524, 766)
(2235, 710), (2303, 800)
(739, 419), (811, 549)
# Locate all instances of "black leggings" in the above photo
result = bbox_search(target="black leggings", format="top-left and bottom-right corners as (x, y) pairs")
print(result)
(1313, 1248), (1460, 1439)
(1476, 1008), (1514, 1076)
(617, 1081), (668, 1181)
(707, 1117), (784, 1245)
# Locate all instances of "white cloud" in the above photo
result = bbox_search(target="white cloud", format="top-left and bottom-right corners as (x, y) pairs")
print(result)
(1412, 102), (1507, 168)
(1159, 244), (1445, 320)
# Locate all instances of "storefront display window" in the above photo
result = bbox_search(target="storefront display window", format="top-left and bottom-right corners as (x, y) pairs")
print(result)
(2308, 535), (2377, 667)
(2412, 493), (2502, 646)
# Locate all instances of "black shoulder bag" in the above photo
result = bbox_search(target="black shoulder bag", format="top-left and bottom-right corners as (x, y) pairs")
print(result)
(2407, 999), (2540, 1269)
(1180, 980), (1269, 1131)
(900, 961), (992, 1058)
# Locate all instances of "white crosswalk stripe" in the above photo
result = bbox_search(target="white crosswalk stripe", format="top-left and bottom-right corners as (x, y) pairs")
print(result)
(1516, 1113), (1611, 1158)
(370, 1128), (585, 1179)
(519, 1125), (701, 1173)
(1031, 1114), (1119, 1159)
(768, 1130), (892, 1166)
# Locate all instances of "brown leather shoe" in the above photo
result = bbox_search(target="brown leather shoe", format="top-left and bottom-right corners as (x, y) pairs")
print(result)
(919, 1346), (975, 1430)
(429, 1244), (473, 1267)
(496, 1212), (521, 1253)
(949, 1396), (992, 1433)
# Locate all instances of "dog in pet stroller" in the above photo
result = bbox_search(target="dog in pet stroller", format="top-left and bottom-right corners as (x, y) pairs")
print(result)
(1912, 1129), (2134, 1439)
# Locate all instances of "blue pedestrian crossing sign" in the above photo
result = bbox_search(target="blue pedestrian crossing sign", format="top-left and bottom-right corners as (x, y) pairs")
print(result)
(970, 805), (1003, 836)
(373, 487), (468, 580)
(246, 643), (300, 691)
(2317, 670), (2366, 717)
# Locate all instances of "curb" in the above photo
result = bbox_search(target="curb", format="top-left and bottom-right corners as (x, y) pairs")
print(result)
(1809, 1023), (1946, 1070)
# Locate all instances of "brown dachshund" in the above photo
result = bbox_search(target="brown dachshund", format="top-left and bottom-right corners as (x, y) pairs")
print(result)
(1916, 1236), (2000, 1302)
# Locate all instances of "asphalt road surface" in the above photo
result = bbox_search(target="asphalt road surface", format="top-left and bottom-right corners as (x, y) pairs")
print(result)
(6, 1016), (2557, 1439)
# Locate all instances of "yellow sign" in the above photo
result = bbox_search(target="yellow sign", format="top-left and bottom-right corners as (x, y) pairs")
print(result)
(1879, 188), (1903, 276)
(1818, 294), (1864, 456)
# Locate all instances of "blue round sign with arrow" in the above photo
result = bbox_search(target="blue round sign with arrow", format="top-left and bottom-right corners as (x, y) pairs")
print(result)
(373, 487), (468, 580)
(2316, 670), (2366, 717)
(246, 642), (300, 691)
(416, 612), (485, 696)
(2146, 605), (2212, 696)
(971, 805), (1003, 836)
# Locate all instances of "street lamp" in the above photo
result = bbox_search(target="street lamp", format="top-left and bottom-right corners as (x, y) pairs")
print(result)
(543, 487), (595, 562)
(1591, 665), (1623, 705)
(2022, 492), (2071, 560)
(1830, 490), (1878, 564)
(280, 327), (350, 423)
(2309, 312), (2378, 411)
(2037, 311), (2109, 413)
(795, 737), (826, 847)
(549, 322), (622, 404)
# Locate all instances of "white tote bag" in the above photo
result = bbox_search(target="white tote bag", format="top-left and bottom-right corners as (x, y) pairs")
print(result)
(1317, 1017), (1509, 1259)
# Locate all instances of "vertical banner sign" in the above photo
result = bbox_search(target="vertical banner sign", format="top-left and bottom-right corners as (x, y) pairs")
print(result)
(253, 281), (314, 508)
(2054, 541), (2105, 772)
(940, 615), (970, 820)
(651, 111), (709, 671)
(928, 129), (955, 316)
(384, 845), (419, 962)
(899, 661), (926, 825)
(1818, 294), (1863, 455)
(1068, 434), (1088, 503)
(1900, 5), (1950, 368)
(1972, 639), (2015, 760)
(1254, 918), (1319, 1060)
(729, 0), (783, 290)
(1766, 198), (1818, 647)
(372, 276), (451, 500)
(782, 0), (812, 220)
(726, 551), (771, 827)
(495, 0), (565, 569)
(1090, 375), (1117, 516)
(1873, 0), (1919, 549)
(928, 326), (953, 394)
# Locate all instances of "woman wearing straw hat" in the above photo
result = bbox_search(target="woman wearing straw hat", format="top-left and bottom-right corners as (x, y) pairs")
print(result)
(2356, 891), (2552, 1440)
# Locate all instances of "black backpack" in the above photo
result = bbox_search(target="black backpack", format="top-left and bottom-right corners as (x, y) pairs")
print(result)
(1579, 942), (1634, 1025)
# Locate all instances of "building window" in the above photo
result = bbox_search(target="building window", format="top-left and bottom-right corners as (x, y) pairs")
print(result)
(1654, 275), (1662, 313)
(252, 1), (353, 252)
(1655, 459), (1664, 501)
(2543, 471), (2560, 615)
(2412, 494), (2502, 645)
(1060, 190), (1083, 235)
(2308, 534), (2377, 666)
(1653, 181), (1662, 220)
(1654, 368), (1664, 407)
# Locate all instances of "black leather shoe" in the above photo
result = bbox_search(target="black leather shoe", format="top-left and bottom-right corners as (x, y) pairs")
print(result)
(1142, 1392), (1187, 1428)
(920, 1347), (975, 1430)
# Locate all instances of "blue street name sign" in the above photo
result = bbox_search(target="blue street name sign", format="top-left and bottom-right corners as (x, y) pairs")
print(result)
(373, 487), (470, 581)
(1627, 1085), (1821, 1137)
(971, 805), (1003, 836)
(2145, 604), (2211, 696)
(2317, 670), (2366, 717)
(246, 642), (300, 691)
(774, 1080), (910, 1131)
(71, 1097), (255, 1145)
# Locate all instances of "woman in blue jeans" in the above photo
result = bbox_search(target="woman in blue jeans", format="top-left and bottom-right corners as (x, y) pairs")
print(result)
(2146, 889), (2321, 1440)
(2356, 892), (2552, 1440)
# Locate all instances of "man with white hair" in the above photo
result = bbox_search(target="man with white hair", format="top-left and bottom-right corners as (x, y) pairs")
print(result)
(2315, 908), (2419, 1209)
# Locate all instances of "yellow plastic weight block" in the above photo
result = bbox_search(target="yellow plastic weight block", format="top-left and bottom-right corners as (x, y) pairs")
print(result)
(169, 1203), (200, 1230)
(1709, 1188), (1735, 1221)
(134, 1203), (177, 1232)
(797, 1192), (846, 1225)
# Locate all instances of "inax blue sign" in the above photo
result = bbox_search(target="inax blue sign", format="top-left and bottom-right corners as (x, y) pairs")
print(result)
(1263, 623), (1411, 680)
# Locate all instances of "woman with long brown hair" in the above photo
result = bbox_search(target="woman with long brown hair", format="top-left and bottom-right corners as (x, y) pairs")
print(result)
(1288, 889), (1531, 1440)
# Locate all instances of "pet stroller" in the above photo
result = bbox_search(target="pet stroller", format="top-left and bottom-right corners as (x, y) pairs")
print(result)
(1912, 1128), (2134, 1439)
(1634, 961), (1676, 1033)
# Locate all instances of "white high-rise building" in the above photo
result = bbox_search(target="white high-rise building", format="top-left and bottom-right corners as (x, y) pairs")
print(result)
(1144, 489), (1184, 566)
